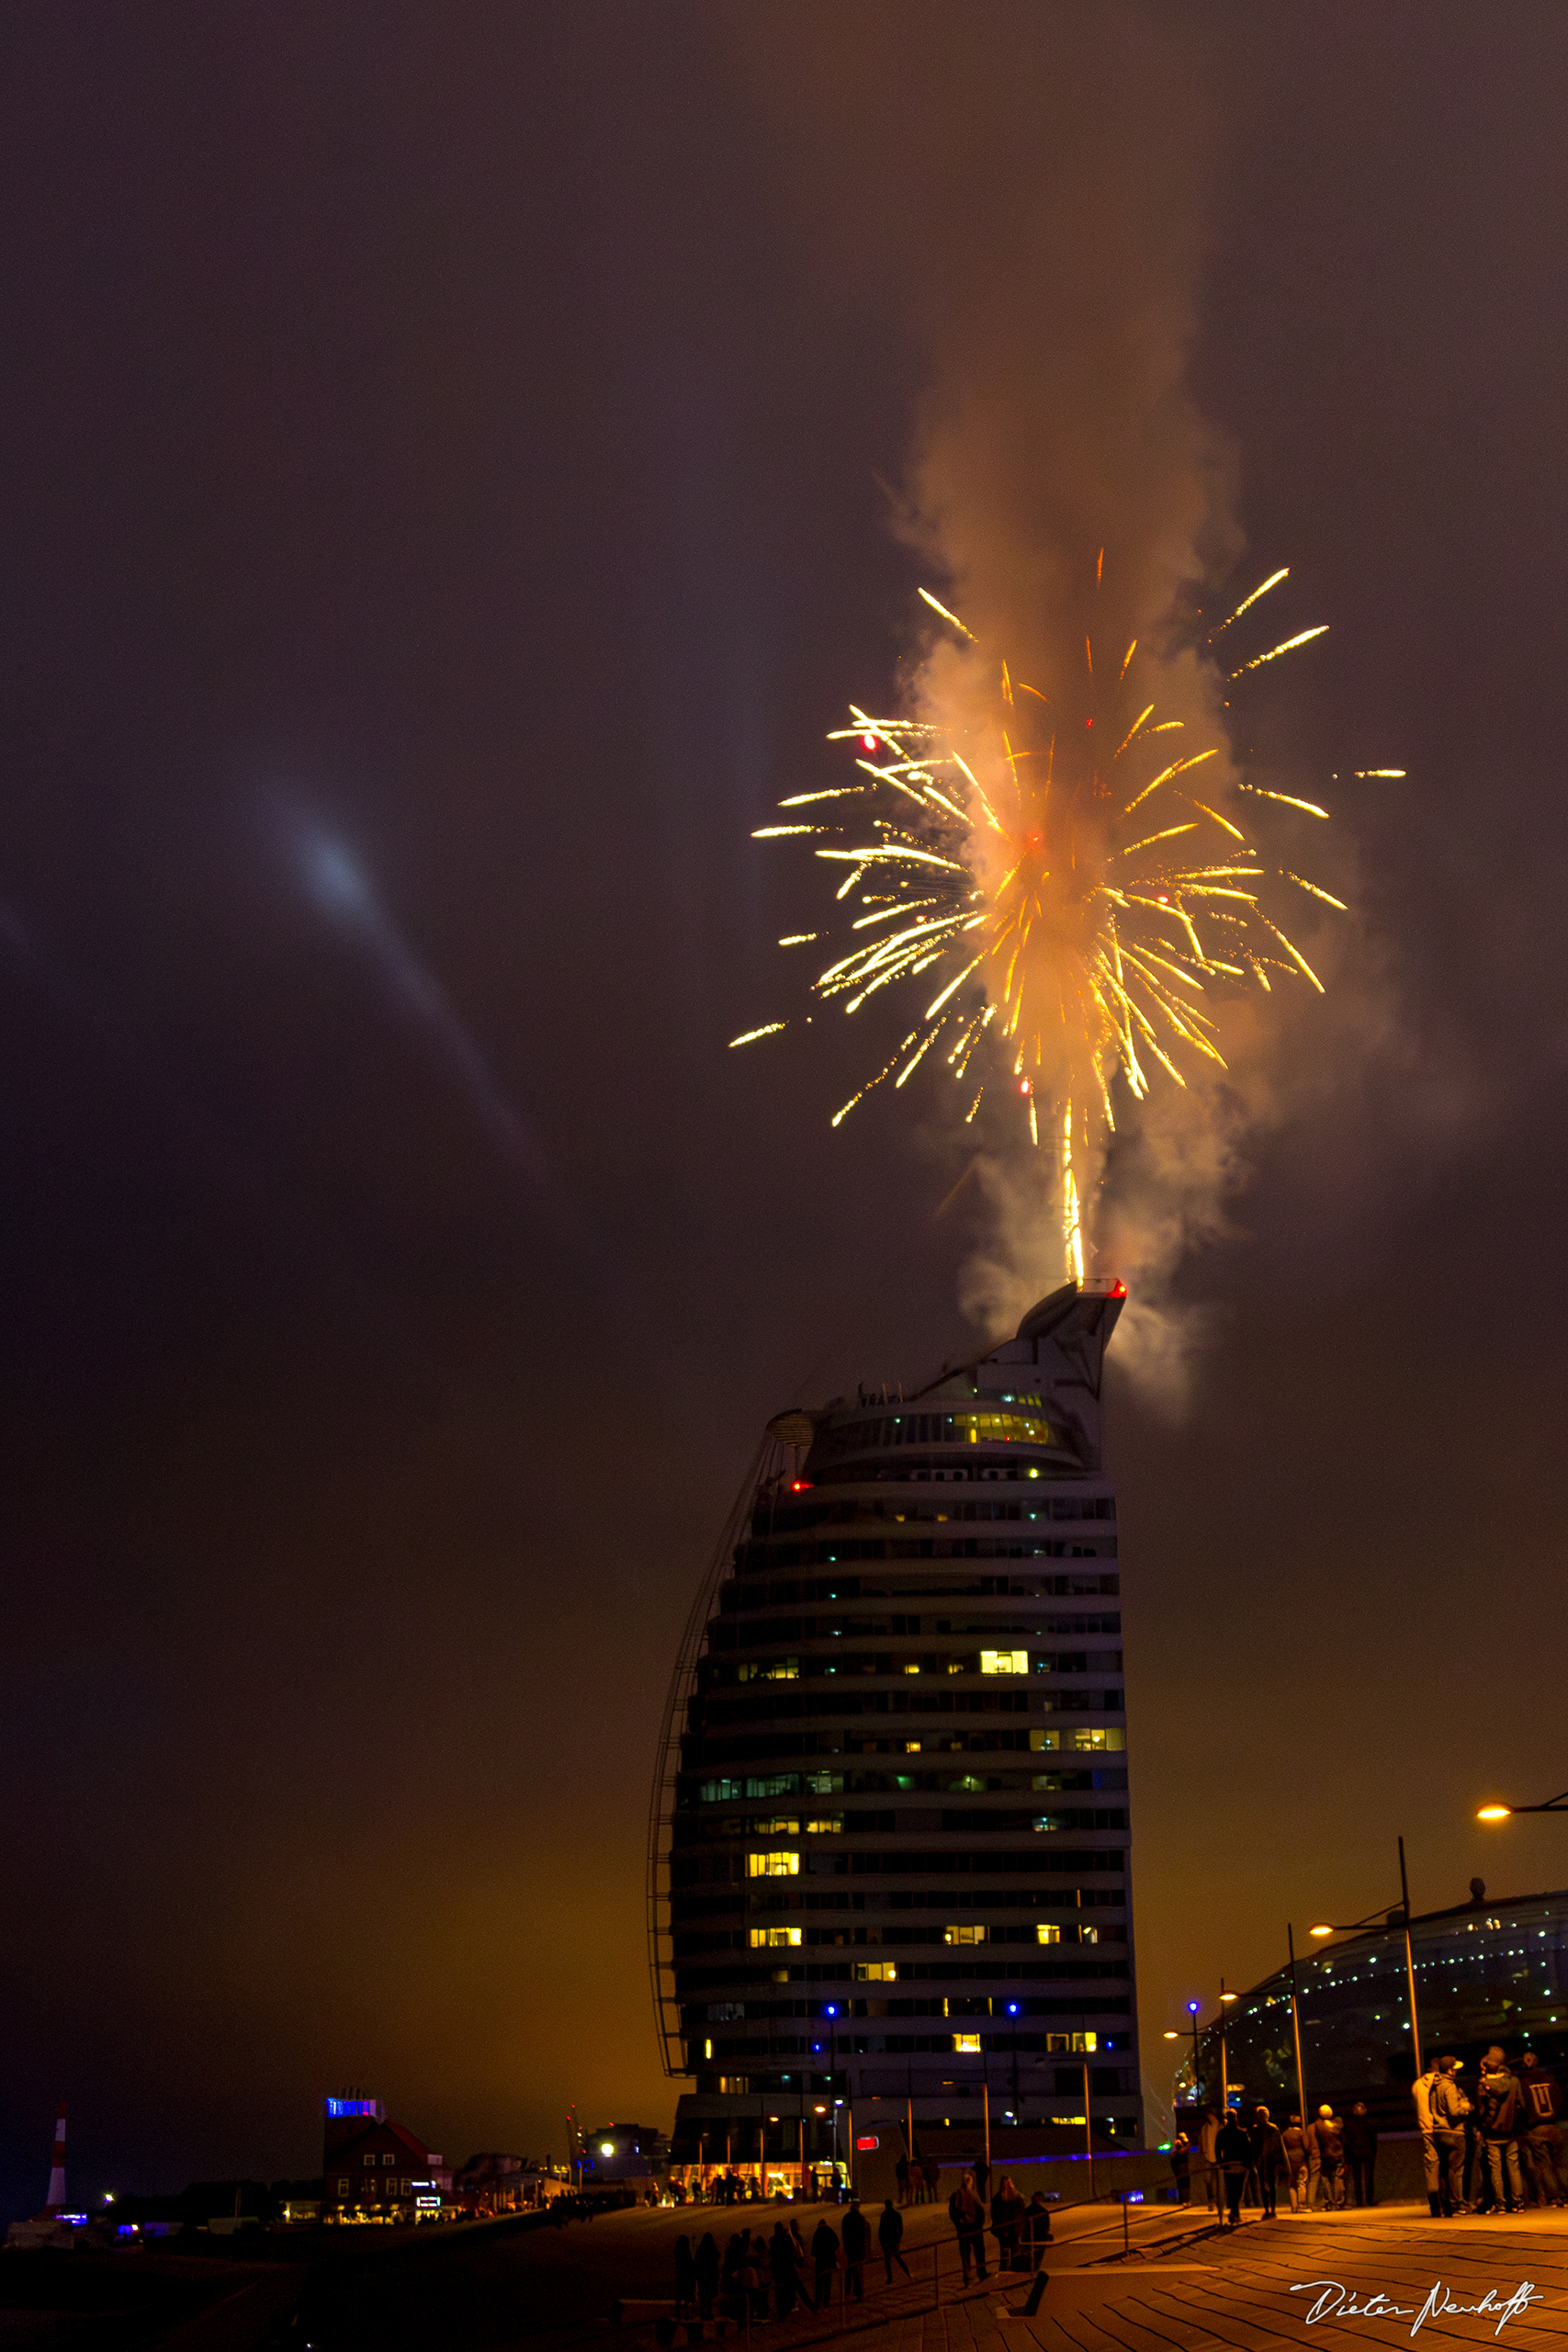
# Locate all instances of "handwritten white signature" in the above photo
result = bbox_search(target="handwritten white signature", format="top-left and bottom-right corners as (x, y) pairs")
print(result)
(1291, 2278), (1544, 2337)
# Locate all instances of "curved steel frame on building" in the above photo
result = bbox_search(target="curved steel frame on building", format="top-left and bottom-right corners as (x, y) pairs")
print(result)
(646, 1431), (806, 2075)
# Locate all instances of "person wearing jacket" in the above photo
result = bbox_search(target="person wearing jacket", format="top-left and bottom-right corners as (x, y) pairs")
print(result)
(1216, 2111), (1252, 2229)
(1343, 2104), (1379, 2207)
(769, 2222), (799, 2320)
(1517, 2052), (1568, 2207)
(1427, 2058), (1470, 2215)
(1023, 2191), (1054, 2267)
(948, 2171), (988, 2284)
(1253, 2109), (1286, 2220)
(1281, 2115), (1311, 2213)
(1197, 2109), (1221, 2211)
(878, 2199), (911, 2284)
(1413, 2063), (1442, 2212)
(1477, 2047), (1526, 2212)
(1307, 2108), (1346, 2210)
(1169, 2132), (1192, 2204)
(990, 2176), (1027, 2269)
(840, 2199), (868, 2301)
(810, 2217), (840, 2311)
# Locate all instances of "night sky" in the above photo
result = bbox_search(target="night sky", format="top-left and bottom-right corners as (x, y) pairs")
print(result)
(4, 3), (1567, 2220)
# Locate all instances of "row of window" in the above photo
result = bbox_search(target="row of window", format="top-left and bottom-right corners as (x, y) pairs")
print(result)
(683, 1773), (1124, 1829)
(827, 1408), (1058, 1452)
(712, 1649), (1120, 1685)
(697, 1689), (1121, 1730)
(744, 1923), (1103, 1957)
(688, 1726), (1122, 1776)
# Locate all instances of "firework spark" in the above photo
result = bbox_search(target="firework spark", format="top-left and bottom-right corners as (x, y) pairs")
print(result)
(739, 560), (1345, 1281)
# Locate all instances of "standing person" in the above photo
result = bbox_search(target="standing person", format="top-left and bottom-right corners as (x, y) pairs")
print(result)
(973, 2153), (991, 2205)
(1344, 2104), (1379, 2208)
(1311, 2108), (1346, 2211)
(788, 2216), (817, 2311)
(878, 2198), (911, 2284)
(840, 2198), (867, 2301)
(1517, 2052), (1568, 2207)
(921, 2154), (940, 2207)
(694, 2233), (721, 2319)
(1477, 2047), (1527, 2214)
(674, 2235), (695, 2319)
(1169, 2132), (1192, 2205)
(811, 2214), (840, 2311)
(1198, 2109), (1221, 2211)
(1282, 2114), (1311, 2213)
(740, 2234), (769, 2323)
(1023, 2191), (1054, 2267)
(769, 2222), (798, 2320)
(1429, 2058), (1470, 2216)
(948, 2169), (989, 2284)
(1253, 2109), (1286, 2220)
(1215, 2109), (1251, 2229)
(990, 2175), (1026, 2270)
(1413, 2060), (1443, 2216)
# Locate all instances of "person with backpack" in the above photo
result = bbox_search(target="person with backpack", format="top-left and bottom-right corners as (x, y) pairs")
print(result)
(1215, 2109), (1252, 2228)
(1477, 2047), (1526, 2213)
(1517, 2052), (1568, 2207)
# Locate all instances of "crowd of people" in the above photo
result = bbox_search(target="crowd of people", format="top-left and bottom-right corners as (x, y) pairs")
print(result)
(671, 2170), (1053, 2325)
(672, 2200), (916, 2325)
(1169, 2046), (1568, 2226)
(1414, 2047), (1567, 2216)
(1171, 2102), (1380, 2225)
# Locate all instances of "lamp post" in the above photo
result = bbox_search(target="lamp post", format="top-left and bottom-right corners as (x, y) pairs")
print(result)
(1477, 1788), (1568, 1824)
(1286, 1924), (1309, 2125)
(1307, 1835), (1422, 2076)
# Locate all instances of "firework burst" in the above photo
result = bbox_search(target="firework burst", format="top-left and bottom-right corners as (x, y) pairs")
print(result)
(736, 559), (1357, 1282)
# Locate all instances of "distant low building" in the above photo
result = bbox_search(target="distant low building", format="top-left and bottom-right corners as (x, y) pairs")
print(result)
(577, 2123), (668, 2197)
(322, 2094), (450, 2222)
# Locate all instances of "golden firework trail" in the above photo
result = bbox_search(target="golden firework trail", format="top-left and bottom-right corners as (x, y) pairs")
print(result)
(734, 560), (1348, 1281)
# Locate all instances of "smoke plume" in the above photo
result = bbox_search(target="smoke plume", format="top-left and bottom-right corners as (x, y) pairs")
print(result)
(728, 3), (1350, 1400)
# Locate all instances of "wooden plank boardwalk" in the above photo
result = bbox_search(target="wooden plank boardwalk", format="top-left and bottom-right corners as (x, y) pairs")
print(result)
(649, 2205), (1568, 2352)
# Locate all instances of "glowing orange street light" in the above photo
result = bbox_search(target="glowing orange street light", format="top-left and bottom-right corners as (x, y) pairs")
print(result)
(1477, 1806), (1512, 1823)
(1475, 1787), (1568, 1822)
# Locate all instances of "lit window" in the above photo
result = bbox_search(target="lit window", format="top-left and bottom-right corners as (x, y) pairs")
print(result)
(749, 1927), (803, 1948)
(953, 2033), (982, 2052)
(1071, 1728), (1124, 1752)
(951, 1409), (1055, 1447)
(981, 1649), (1028, 1676)
(950, 1774), (986, 1792)
(703, 2040), (714, 2060)
(739, 1657), (799, 1681)
(805, 1815), (843, 1834)
(699, 1778), (743, 1803)
(805, 1771), (842, 1794)
(1030, 1730), (1061, 1753)
(1037, 1924), (1062, 1945)
(364, 2154), (377, 2166)
(904, 1663), (920, 1675)
(751, 1815), (799, 1836)
(384, 2153), (396, 2165)
(946, 1660), (964, 1675)
(748, 1850), (800, 1877)
(905, 1741), (921, 1755)
(1080, 1926), (1099, 1944)
(337, 2178), (349, 2195)
(944, 1924), (987, 1945)
(855, 1962), (897, 1981)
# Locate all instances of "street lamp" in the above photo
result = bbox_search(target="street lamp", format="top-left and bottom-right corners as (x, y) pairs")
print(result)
(1306, 1834), (1422, 2075)
(1477, 1789), (1568, 1822)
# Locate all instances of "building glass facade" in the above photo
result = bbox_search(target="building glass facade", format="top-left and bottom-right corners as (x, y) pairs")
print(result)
(648, 1280), (1141, 2187)
(1189, 1892), (1568, 2131)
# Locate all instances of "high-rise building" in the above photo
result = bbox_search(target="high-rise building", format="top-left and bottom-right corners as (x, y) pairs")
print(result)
(648, 1279), (1139, 2189)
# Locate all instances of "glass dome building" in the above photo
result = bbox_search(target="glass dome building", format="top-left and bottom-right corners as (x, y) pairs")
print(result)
(1187, 1888), (1568, 2130)
(647, 1280), (1143, 2190)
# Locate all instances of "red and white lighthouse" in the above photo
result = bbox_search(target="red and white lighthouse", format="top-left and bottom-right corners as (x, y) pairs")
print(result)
(45, 2105), (66, 2214)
